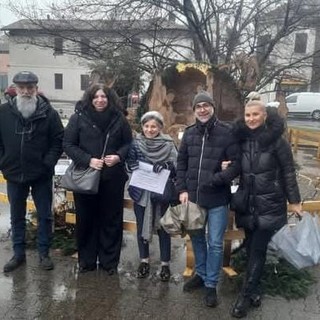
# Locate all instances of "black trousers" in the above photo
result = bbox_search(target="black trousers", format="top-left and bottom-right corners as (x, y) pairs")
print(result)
(243, 228), (274, 295)
(73, 178), (126, 269)
(134, 202), (171, 262)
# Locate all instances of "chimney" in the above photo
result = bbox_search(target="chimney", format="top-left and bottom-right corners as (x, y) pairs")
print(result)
(168, 12), (175, 23)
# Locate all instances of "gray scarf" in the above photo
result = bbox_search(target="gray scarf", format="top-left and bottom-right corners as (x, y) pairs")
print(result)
(135, 133), (177, 165)
(135, 133), (177, 242)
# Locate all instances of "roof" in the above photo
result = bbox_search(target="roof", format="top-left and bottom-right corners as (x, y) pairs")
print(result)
(262, 0), (320, 26)
(1, 18), (188, 33)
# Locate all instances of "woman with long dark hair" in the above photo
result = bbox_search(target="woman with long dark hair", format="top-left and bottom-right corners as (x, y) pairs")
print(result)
(63, 83), (132, 274)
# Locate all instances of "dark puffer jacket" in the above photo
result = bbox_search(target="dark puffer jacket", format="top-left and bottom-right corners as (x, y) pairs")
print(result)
(176, 116), (240, 209)
(63, 102), (132, 181)
(233, 110), (301, 231)
(0, 95), (64, 183)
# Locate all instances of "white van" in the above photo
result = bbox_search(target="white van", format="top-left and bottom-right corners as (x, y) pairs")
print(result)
(285, 92), (320, 120)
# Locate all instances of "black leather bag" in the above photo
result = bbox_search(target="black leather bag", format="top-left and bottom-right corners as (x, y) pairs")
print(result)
(150, 178), (179, 205)
(230, 187), (249, 213)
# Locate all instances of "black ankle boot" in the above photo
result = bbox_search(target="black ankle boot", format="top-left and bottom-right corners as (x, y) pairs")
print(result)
(160, 265), (170, 282)
(137, 262), (150, 278)
(250, 293), (261, 307)
(231, 294), (251, 318)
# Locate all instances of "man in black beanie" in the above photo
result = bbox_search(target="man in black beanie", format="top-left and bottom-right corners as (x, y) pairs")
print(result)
(192, 91), (215, 110)
(176, 90), (240, 307)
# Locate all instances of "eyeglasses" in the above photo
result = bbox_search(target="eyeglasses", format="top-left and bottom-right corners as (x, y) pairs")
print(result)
(195, 103), (213, 111)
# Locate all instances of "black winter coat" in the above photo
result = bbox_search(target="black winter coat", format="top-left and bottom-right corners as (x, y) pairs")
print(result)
(176, 116), (240, 208)
(63, 102), (132, 181)
(0, 95), (64, 183)
(233, 111), (301, 231)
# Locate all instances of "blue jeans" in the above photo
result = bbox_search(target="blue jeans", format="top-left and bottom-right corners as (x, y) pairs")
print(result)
(190, 205), (228, 288)
(7, 178), (53, 258)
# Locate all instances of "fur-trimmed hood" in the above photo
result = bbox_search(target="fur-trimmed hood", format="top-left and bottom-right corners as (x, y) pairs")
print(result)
(233, 107), (300, 231)
(232, 107), (285, 148)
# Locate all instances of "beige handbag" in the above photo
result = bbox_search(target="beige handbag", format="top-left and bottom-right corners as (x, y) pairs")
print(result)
(160, 201), (207, 237)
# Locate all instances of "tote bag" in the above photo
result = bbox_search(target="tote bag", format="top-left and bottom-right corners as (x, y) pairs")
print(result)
(61, 133), (110, 194)
(61, 162), (100, 194)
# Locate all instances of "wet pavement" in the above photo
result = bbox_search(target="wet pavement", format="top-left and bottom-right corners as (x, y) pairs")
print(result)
(0, 229), (320, 320)
(0, 148), (319, 319)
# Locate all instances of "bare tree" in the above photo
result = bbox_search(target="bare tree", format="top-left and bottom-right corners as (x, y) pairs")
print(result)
(4, 0), (320, 92)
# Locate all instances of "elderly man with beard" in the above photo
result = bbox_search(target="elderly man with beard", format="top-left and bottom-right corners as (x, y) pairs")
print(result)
(0, 71), (64, 272)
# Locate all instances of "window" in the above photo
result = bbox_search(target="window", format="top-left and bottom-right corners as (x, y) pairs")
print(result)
(286, 95), (297, 103)
(294, 33), (308, 54)
(54, 37), (63, 55)
(257, 34), (271, 54)
(54, 73), (63, 90)
(80, 74), (90, 91)
(80, 37), (90, 56)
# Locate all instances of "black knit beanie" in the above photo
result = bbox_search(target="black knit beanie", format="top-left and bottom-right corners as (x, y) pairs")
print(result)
(192, 91), (215, 110)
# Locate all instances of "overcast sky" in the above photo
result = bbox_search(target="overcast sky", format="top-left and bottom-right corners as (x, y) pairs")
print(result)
(0, 0), (60, 28)
(0, 7), (20, 28)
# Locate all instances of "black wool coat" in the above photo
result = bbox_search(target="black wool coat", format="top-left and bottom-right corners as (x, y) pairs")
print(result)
(233, 110), (301, 231)
(176, 116), (240, 209)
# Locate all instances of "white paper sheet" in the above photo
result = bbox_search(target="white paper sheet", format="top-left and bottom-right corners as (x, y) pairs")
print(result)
(54, 159), (72, 176)
(231, 185), (239, 194)
(129, 161), (170, 194)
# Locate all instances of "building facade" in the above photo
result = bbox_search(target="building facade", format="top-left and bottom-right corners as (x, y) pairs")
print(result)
(1, 19), (192, 103)
(0, 35), (9, 92)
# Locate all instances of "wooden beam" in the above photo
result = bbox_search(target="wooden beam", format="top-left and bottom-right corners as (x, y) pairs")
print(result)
(223, 267), (238, 277)
(289, 201), (320, 214)
(183, 237), (195, 277)
(65, 212), (76, 224)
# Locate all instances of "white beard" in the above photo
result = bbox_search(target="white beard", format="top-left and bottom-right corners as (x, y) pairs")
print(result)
(16, 95), (37, 119)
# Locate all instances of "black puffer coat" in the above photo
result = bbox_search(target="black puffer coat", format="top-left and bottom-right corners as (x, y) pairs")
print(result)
(233, 110), (301, 231)
(0, 95), (63, 183)
(176, 116), (240, 209)
(63, 102), (132, 181)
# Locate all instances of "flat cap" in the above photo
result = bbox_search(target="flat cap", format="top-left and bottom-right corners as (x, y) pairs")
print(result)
(13, 71), (38, 84)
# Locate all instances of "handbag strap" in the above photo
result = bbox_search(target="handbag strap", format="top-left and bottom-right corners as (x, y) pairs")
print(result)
(100, 133), (110, 158)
